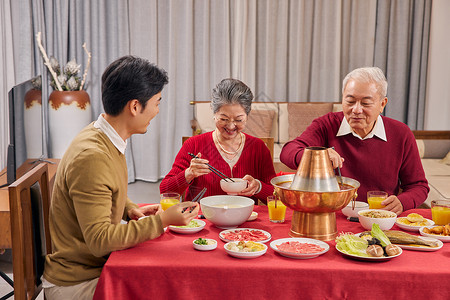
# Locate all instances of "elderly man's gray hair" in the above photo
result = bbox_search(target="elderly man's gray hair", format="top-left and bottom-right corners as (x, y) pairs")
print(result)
(211, 78), (254, 115)
(342, 67), (388, 98)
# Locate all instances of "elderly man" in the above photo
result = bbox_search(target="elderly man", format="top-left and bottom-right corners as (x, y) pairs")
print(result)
(280, 67), (429, 215)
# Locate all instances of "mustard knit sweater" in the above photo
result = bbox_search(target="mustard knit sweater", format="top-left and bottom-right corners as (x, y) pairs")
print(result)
(44, 124), (164, 286)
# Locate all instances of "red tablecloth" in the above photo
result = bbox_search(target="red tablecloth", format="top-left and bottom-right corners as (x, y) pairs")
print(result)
(93, 207), (450, 300)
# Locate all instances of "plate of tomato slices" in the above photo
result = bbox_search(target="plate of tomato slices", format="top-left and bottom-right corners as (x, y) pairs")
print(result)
(219, 228), (271, 243)
(270, 238), (330, 259)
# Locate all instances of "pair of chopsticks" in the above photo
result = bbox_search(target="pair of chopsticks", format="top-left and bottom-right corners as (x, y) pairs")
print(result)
(188, 153), (234, 182)
(182, 187), (207, 213)
(331, 147), (343, 187)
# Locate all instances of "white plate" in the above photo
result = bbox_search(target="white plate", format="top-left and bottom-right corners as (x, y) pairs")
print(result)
(419, 226), (450, 242)
(247, 211), (258, 221)
(270, 238), (330, 259)
(395, 237), (443, 251)
(336, 245), (402, 261)
(396, 217), (434, 232)
(192, 238), (217, 251)
(219, 228), (271, 243)
(224, 242), (267, 259)
(169, 219), (206, 234)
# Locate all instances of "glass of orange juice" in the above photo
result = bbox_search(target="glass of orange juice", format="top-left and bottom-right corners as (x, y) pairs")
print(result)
(431, 200), (450, 225)
(367, 191), (388, 209)
(267, 195), (286, 223)
(160, 192), (180, 211)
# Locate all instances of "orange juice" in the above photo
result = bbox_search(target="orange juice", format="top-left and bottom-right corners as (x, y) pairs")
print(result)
(431, 206), (450, 225)
(268, 200), (286, 223)
(160, 198), (179, 211)
(368, 197), (386, 209)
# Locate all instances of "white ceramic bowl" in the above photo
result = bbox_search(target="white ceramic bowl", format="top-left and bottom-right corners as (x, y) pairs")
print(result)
(192, 238), (217, 251)
(200, 195), (254, 228)
(358, 209), (397, 231)
(341, 201), (369, 218)
(220, 178), (248, 195)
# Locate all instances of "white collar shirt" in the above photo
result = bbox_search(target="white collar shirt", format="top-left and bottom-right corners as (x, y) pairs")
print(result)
(337, 115), (387, 141)
(93, 114), (127, 154)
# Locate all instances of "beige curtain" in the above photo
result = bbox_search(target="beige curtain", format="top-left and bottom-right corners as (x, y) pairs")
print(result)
(0, 0), (16, 169)
(0, 0), (432, 182)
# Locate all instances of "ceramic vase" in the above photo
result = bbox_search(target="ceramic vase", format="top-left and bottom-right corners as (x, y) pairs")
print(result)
(24, 88), (43, 158)
(48, 90), (91, 158)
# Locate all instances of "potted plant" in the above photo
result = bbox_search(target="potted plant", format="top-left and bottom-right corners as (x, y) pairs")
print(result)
(36, 32), (92, 158)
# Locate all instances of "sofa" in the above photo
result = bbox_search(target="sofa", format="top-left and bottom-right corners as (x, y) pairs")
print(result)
(189, 101), (450, 206)
(190, 101), (342, 168)
(414, 131), (450, 207)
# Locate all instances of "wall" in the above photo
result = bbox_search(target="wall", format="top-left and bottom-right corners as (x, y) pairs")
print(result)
(425, 0), (450, 130)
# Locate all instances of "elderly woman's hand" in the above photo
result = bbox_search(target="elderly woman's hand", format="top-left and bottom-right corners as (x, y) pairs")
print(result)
(381, 195), (404, 215)
(239, 175), (261, 196)
(327, 148), (345, 169)
(185, 153), (211, 183)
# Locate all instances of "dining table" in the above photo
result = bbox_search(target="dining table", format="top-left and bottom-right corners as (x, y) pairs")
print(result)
(93, 206), (450, 300)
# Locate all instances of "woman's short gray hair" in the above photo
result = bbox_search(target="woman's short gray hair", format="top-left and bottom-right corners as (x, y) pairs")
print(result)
(211, 78), (254, 115)
(342, 67), (388, 98)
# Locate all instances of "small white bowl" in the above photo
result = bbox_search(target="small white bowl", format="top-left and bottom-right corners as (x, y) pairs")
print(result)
(247, 211), (258, 221)
(358, 209), (397, 231)
(341, 201), (369, 218)
(192, 238), (217, 251)
(220, 178), (248, 195)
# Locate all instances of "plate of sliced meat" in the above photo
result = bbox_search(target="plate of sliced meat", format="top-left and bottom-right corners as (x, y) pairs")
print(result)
(219, 228), (271, 243)
(270, 238), (330, 259)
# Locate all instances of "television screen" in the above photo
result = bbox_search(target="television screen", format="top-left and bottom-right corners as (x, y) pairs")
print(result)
(6, 75), (44, 185)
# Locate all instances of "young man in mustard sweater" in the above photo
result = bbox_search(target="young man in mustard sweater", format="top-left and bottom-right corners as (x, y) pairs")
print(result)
(43, 56), (199, 299)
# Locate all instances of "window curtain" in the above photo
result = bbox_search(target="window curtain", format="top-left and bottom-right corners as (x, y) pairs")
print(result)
(0, 0), (15, 169)
(0, 0), (432, 183)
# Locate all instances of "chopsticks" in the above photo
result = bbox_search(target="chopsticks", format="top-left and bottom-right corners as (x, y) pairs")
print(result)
(331, 147), (343, 191)
(182, 187), (207, 213)
(188, 153), (234, 182)
(192, 187), (207, 203)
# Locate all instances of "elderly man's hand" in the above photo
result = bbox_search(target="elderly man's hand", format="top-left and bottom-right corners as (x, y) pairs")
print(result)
(382, 195), (404, 215)
(327, 148), (345, 169)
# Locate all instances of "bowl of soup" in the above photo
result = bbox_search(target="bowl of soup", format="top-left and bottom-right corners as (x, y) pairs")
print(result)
(200, 195), (254, 228)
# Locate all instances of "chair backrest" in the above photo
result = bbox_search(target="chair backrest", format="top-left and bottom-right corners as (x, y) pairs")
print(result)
(9, 163), (51, 300)
(258, 137), (274, 160)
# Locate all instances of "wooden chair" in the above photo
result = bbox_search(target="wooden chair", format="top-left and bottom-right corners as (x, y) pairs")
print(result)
(9, 163), (51, 300)
(258, 137), (274, 160)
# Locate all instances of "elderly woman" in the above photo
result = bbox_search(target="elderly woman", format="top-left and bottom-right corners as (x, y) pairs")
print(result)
(160, 78), (276, 203)
(280, 67), (429, 215)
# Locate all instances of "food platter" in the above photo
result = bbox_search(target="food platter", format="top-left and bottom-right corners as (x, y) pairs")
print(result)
(335, 246), (402, 262)
(396, 217), (434, 232)
(219, 228), (271, 243)
(270, 238), (330, 259)
(395, 237), (443, 251)
(168, 219), (206, 234)
(419, 226), (450, 242)
(224, 242), (267, 259)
